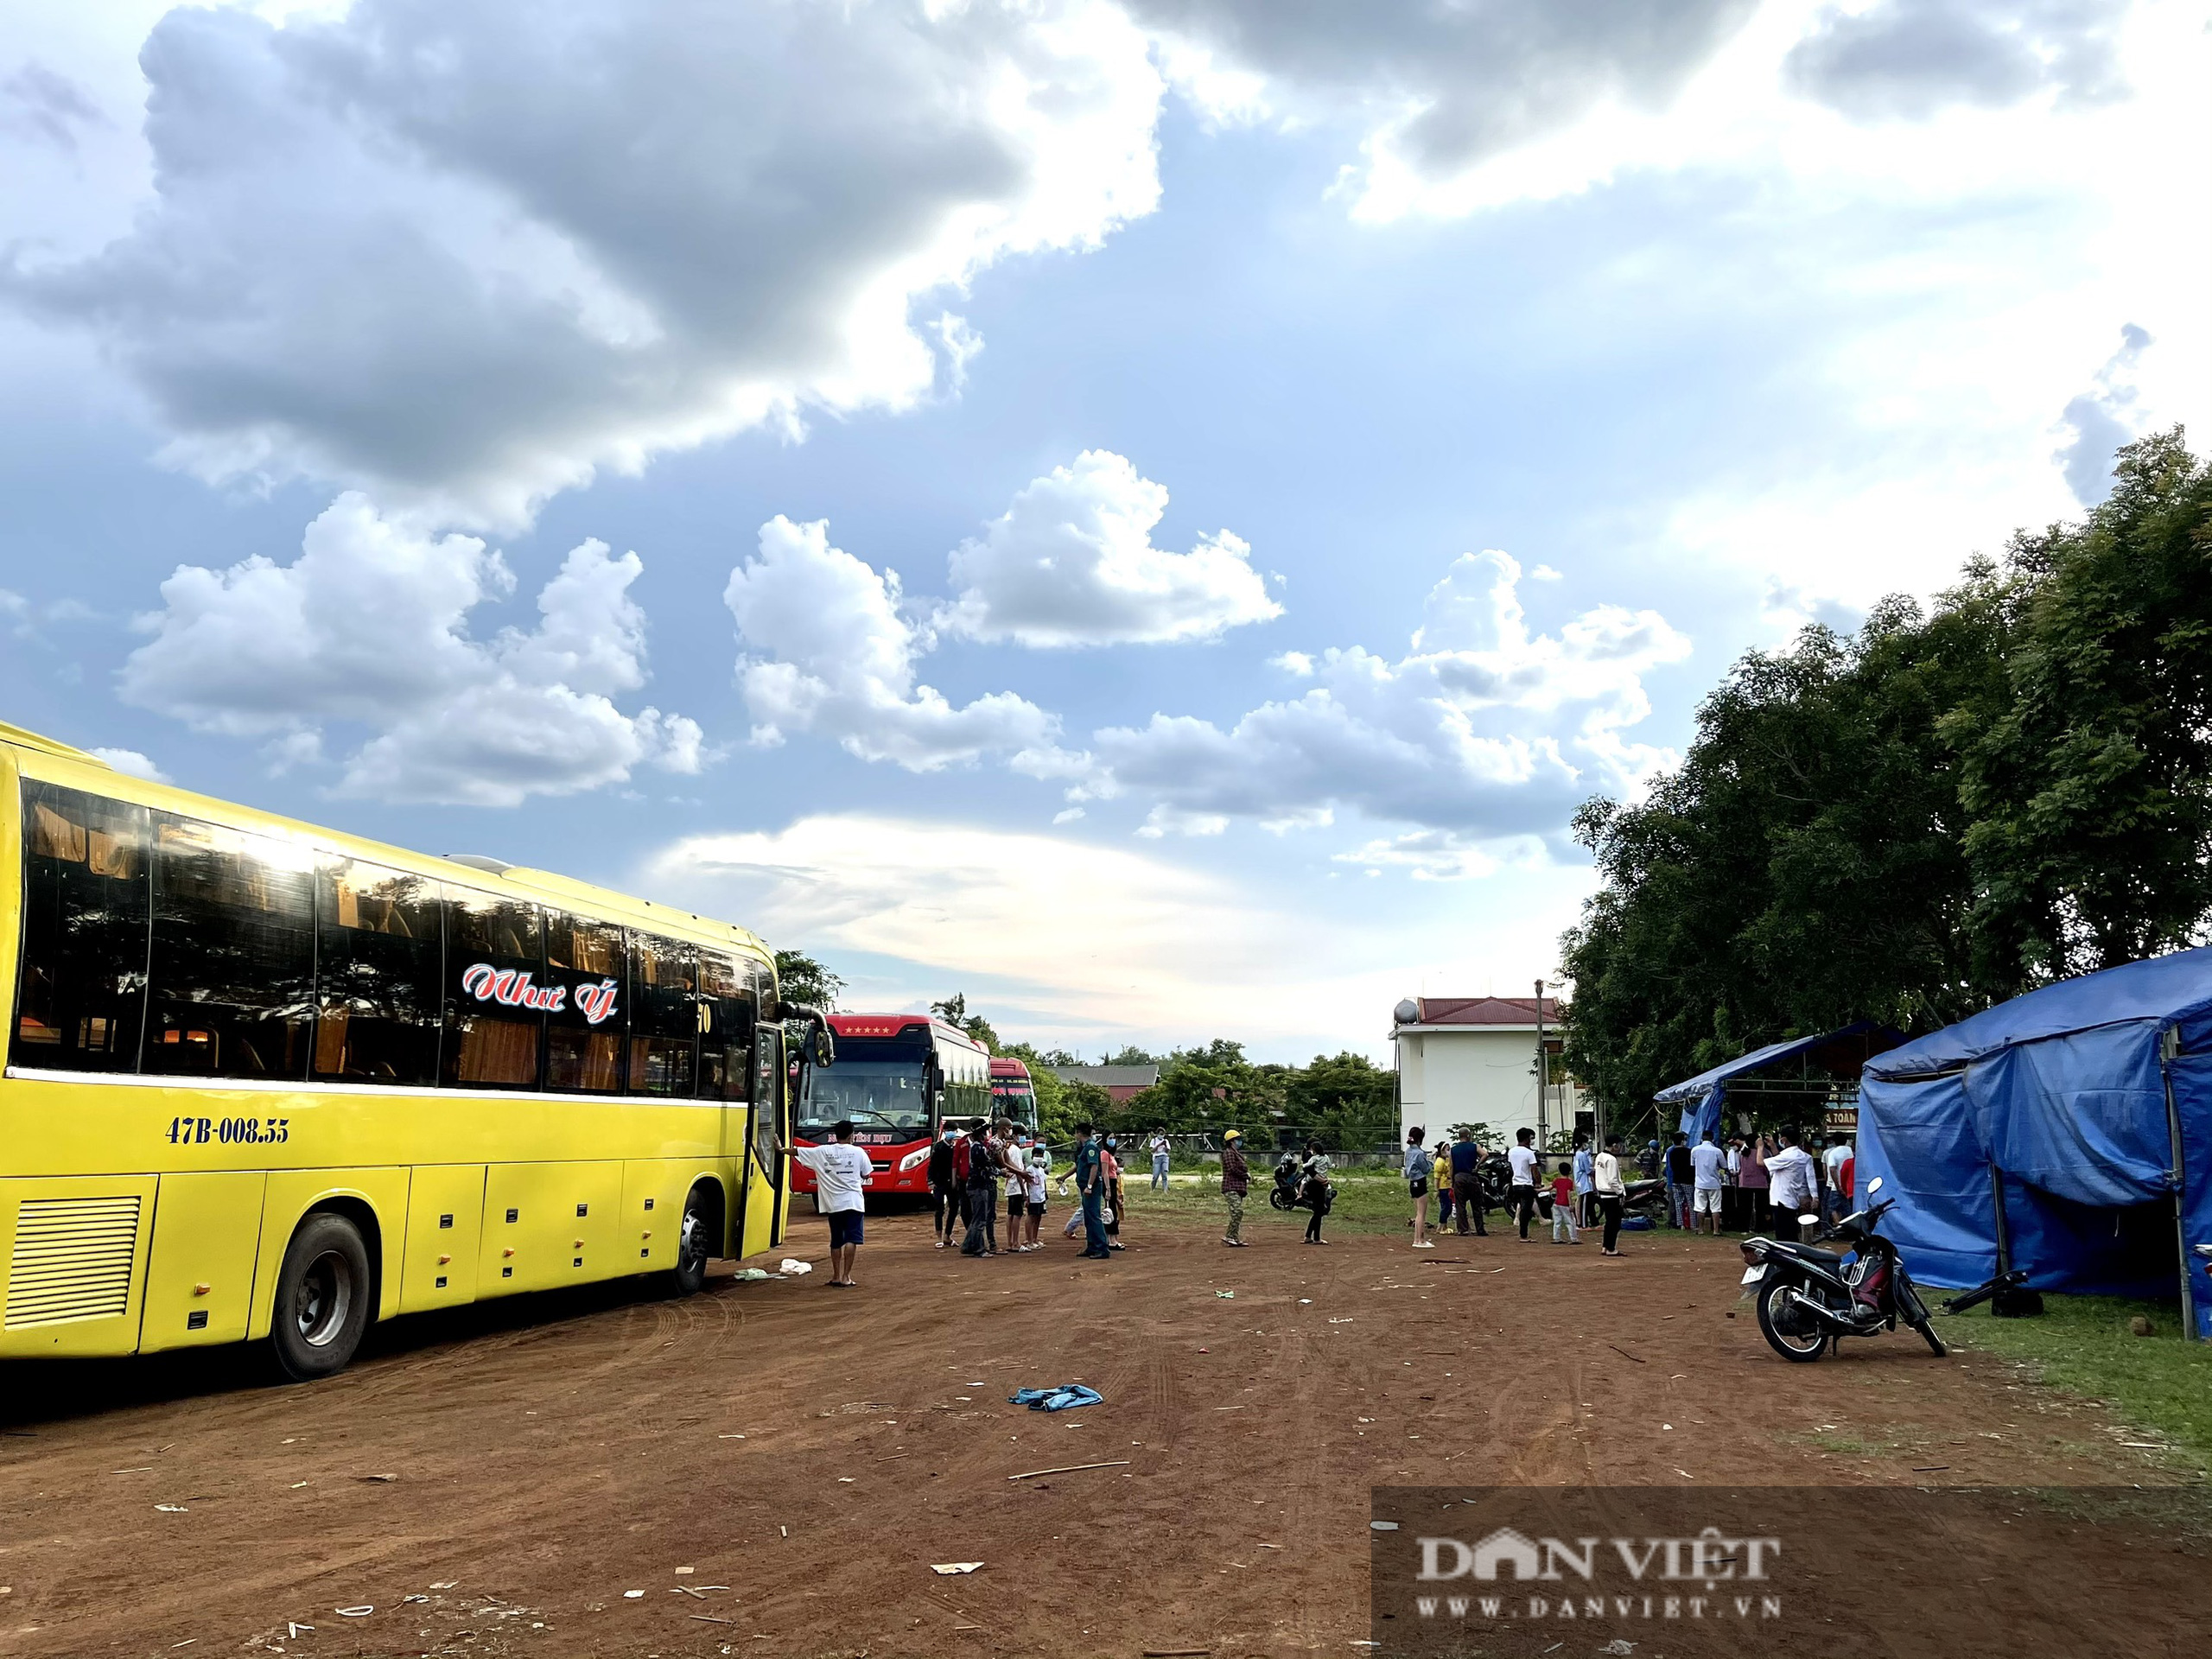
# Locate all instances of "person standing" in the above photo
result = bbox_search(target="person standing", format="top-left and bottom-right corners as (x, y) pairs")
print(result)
(1219, 1128), (1249, 1246)
(926, 1122), (959, 1249)
(791, 1119), (874, 1287)
(1593, 1134), (1627, 1256)
(1448, 1127), (1488, 1236)
(1663, 1133), (1694, 1230)
(1738, 1133), (1770, 1233)
(1821, 1135), (1853, 1224)
(1507, 1128), (1541, 1240)
(1103, 1136), (1128, 1252)
(1573, 1138), (1596, 1228)
(1433, 1140), (1455, 1232)
(960, 1124), (1001, 1255)
(1149, 1130), (1172, 1191)
(1765, 1128), (1817, 1242)
(1404, 1127), (1433, 1249)
(1074, 1122), (1111, 1259)
(1005, 1132), (1033, 1251)
(1689, 1129), (1727, 1236)
(1299, 1139), (1333, 1245)
(1549, 1160), (1581, 1244)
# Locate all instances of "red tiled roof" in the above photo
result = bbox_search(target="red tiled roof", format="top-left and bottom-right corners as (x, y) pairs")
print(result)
(1412, 995), (1563, 1026)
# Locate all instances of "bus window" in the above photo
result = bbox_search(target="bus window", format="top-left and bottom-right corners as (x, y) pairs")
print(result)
(313, 856), (442, 1085)
(443, 890), (543, 1089)
(144, 814), (316, 1079)
(627, 933), (697, 1096)
(544, 912), (626, 1092)
(696, 949), (755, 1101)
(10, 782), (150, 1072)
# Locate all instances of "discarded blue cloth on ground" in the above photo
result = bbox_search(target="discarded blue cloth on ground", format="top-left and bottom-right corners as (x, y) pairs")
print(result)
(1008, 1383), (1103, 1412)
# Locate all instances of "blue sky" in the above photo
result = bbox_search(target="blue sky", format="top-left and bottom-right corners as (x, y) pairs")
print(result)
(3, 0), (2206, 1060)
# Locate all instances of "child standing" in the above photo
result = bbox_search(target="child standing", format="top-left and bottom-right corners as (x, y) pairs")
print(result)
(1549, 1160), (1581, 1243)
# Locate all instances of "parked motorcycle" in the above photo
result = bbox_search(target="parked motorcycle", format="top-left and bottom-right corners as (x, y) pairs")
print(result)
(1738, 1177), (1947, 1363)
(1268, 1154), (1335, 1215)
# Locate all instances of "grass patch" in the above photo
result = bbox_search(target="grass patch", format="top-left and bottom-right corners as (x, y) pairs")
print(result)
(1943, 1292), (2212, 1478)
(1116, 1168), (1428, 1236)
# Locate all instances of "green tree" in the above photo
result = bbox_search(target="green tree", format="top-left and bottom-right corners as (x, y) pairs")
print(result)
(1100, 1043), (1159, 1065)
(930, 992), (1000, 1052)
(1955, 430), (2212, 982)
(1559, 429), (2212, 1125)
(772, 948), (843, 1010)
(1286, 1051), (1398, 1149)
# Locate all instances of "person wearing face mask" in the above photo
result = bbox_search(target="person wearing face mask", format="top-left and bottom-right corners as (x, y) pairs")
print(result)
(927, 1122), (960, 1249)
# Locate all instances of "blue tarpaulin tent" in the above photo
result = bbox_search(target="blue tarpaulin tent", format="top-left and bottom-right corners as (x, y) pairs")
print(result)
(1856, 947), (2212, 1338)
(1656, 1021), (1904, 1141)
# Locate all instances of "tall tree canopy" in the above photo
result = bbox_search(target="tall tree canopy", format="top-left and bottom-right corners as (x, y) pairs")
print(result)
(1562, 430), (2212, 1123)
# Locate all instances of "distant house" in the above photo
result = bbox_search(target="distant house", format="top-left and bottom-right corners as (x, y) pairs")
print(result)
(1391, 995), (1586, 1148)
(1044, 1063), (1160, 1107)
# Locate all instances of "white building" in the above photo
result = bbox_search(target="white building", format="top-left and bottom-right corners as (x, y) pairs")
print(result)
(1391, 995), (1588, 1149)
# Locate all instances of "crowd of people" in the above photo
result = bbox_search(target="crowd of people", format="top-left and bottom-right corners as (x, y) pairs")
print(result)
(1394, 1122), (1859, 1260)
(794, 1116), (1151, 1283)
(794, 1112), (1861, 1285)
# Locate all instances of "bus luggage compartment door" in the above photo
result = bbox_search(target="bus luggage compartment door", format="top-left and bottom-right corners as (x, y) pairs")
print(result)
(141, 1171), (268, 1353)
(480, 1162), (622, 1294)
(400, 1165), (486, 1313)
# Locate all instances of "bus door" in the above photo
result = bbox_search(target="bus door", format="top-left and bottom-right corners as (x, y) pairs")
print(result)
(742, 1024), (786, 1254)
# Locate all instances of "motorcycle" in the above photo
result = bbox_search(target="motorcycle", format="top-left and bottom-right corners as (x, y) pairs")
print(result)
(1268, 1154), (1336, 1215)
(1738, 1177), (1947, 1363)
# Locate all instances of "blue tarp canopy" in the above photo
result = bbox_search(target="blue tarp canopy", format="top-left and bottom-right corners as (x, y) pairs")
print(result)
(1857, 946), (2212, 1337)
(1656, 1020), (1903, 1142)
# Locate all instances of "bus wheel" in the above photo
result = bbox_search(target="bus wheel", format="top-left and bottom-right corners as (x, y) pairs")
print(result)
(270, 1212), (372, 1382)
(671, 1185), (713, 1296)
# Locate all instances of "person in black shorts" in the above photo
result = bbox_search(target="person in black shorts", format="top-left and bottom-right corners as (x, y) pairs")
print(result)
(1005, 1134), (1030, 1247)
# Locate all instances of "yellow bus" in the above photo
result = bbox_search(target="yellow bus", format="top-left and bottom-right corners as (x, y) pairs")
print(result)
(0, 720), (804, 1380)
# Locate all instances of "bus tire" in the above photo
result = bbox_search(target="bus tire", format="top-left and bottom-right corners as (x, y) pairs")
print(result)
(270, 1211), (373, 1382)
(671, 1183), (715, 1296)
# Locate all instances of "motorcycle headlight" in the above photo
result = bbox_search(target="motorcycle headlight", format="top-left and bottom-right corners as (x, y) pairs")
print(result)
(898, 1147), (931, 1173)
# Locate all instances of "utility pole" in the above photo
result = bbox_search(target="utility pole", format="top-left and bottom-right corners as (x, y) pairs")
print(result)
(1534, 978), (1548, 1153)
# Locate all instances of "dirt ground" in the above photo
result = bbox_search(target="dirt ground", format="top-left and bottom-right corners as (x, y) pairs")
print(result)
(0, 1207), (2201, 1658)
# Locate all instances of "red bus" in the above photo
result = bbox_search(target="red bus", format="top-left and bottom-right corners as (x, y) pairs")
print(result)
(991, 1057), (1040, 1134)
(790, 1014), (991, 1201)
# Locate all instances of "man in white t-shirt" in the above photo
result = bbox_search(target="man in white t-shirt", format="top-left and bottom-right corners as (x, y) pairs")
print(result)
(1821, 1136), (1853, 1222)
(792, 1119), (874, 1287)
(1148, 1131), (1172, 1191)
(1688, 1130), (1727, 1236)
(1764, 1128), (1818, 1243)
(1507, 1128), (1541, 1240)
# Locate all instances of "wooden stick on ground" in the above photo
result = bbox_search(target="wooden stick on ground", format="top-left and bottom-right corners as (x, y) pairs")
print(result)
(1005, 1459), (1133, 1481)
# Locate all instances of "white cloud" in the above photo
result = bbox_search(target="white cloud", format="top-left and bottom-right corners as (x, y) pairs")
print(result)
(1785, 0), (2128, 121)
(89, 746), (166, 782)
(1332, 829), (1548, 882)
(640, 811), (1597, 1053)
(641, 812), (1321, 1040)
(938, 449), (1280, 645)
(4, 0), (1165, 528)
(725, 515), (1061, 772)
(1134, 0), (1762, 201)
(118, 493), (701, 805)
(1079, 550), (1692, 837)
(2054, 321), (2151, 505)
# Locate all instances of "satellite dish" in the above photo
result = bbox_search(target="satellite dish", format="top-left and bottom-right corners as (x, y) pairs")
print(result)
(1393, 998), (1421, 1025)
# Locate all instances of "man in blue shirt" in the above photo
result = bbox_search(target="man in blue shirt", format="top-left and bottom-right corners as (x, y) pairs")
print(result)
(1073, 1122), (1111, 1260)
(1573, 1138), (1596, 1228)
(1447, 1126), (1488, 1236)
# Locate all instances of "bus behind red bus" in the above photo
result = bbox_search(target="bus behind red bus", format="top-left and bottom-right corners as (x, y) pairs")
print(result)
(790, 1014), (991, 1201)
(990, 1056), (1039, 1134)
